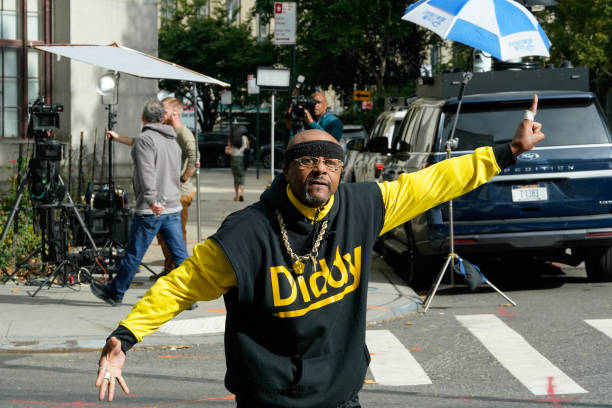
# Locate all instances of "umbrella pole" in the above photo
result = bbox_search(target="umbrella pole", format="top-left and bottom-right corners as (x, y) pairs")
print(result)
(193, 83), (202, 243)
(421, 72), (516, 312)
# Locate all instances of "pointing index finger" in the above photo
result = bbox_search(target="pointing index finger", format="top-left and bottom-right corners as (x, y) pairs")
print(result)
(530, 94), (538, 115)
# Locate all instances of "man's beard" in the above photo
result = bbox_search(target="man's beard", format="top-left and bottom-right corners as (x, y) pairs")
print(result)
(300, 183), (329, 207)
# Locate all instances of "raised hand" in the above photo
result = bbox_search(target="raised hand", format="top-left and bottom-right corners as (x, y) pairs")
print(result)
(95, 336), (130, 402)
(510, 94), (545, 156)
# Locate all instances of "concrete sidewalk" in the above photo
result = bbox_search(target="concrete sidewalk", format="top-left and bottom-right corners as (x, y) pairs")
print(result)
(0, 168), (421, 352)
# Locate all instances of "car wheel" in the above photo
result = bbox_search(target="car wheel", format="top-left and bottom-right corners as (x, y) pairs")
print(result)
(262, 153), (271, 169)
(585, 247), (612, 282)
(216, 154), (228, 168)
(404, 224), (442, 288)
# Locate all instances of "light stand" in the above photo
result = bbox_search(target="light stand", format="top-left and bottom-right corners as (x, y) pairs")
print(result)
(94, 72), (133, 278)
(192, 84), (202, 243)
(421, 72), (517, 312)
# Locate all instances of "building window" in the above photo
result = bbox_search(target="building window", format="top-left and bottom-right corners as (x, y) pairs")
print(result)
(197, 1), (210, 18)
(26, 0), (39, 40)
(0, 0), (18, 40)
(227, 0), (240, 23)
(0, 0), (47, 139)
(161, 0), (177, 20)
(2, 47), (18, 137)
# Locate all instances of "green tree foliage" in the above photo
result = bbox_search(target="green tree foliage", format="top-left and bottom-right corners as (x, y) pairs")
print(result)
(159, 0), (278, 130)
(0, 158), (41, 271)
(254, 0), (424, 102)
(541, 1), (612, 105)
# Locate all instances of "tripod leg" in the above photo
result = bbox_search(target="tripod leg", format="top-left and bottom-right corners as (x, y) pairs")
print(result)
(484, 279), (517, 306)
(140, 262), (161, 280)
(28, 260), (68, 297)
(0, 174), (29, 245)
(422, 255), (453, 313)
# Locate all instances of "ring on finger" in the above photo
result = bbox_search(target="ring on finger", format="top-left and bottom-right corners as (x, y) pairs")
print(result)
(104, 371), (112, 380)
(523, 110), (535, 121)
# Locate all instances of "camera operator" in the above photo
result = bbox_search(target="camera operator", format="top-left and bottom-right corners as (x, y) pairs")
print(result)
(285, 92), (343, 141)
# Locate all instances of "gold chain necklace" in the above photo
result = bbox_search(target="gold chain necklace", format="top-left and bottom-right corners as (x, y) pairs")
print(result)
(276, 209), (328, 275)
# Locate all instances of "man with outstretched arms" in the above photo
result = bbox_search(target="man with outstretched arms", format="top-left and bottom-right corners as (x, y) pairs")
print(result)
(95, 96), (544, 407)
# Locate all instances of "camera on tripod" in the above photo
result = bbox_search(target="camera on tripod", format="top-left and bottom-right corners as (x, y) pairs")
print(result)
(29, 98), (63, 135)
(27, 98), (65, 204)
(290, 95), (317, 120)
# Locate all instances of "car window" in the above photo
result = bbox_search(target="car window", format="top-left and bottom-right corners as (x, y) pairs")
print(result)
(369, 114), (386, 140)
(413, 107), (439, 153)
(440, 100), (611, 151)
(401, 108), (424, 152)
(392, 106), (418, 152)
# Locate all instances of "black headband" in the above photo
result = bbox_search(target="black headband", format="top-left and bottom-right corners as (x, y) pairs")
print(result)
(284, 141), (345, 166)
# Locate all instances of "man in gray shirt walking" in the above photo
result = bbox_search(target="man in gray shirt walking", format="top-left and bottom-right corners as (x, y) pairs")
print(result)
(156, 97), (196, 276)
(91, 99), (188, 306)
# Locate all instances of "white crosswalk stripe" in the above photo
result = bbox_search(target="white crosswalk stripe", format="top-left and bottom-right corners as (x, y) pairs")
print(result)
(585, 319), (612, 338)
(154, 313), (597, 396)
(366, 329), (432, 386)
(158, 315), (226, 335)
(456, 314), (587, 396)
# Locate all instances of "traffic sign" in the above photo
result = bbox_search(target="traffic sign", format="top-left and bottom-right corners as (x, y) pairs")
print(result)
(353, 90), (371, 102)
(274, 2), (296, 45)
(362, 101), (373, 110)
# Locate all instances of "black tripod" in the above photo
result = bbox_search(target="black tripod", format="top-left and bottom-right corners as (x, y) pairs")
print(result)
(421, 72), (516, 312)
(0, 169), (102, 296)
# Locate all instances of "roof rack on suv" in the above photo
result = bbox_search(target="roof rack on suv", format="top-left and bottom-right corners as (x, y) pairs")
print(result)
(417, 67), (589, 99)
(384, 96), (415, 111)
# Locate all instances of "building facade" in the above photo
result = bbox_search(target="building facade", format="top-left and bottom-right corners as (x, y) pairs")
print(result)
(0, 0), (159, 197)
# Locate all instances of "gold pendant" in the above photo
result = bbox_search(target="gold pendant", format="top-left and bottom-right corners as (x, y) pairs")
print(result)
(293, 260), (305, 275)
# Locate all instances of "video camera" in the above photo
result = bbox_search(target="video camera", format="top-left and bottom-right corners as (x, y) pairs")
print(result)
(28, 98), (63, 137)
(290, 94), (317, 120)
(27, 98), (65, 204)
(287, 74), (316, 121)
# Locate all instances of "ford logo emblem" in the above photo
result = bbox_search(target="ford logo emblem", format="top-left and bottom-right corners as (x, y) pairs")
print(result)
(518, 152), (539, 160)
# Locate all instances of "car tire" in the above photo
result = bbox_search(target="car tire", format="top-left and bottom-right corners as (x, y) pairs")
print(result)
(585, 247), (612, 282)
(405, 224), (444, 287)
(216, 154), (229, 168)
(262, 153), (271, 169)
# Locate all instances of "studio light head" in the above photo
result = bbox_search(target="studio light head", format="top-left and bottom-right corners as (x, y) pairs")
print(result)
(96, 71), (119, 105)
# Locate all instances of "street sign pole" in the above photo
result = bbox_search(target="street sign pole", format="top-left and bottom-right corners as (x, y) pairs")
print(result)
(271, 91), (275, 181)
(256, 92), (260, 179)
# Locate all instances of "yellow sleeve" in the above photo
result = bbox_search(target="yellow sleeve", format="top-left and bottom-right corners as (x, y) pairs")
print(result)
(377, 146), (501, 236)
(119, 238), (237, 342)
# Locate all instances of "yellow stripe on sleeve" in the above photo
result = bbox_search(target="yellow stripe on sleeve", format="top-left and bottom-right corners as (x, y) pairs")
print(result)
(120, 238), (237, 342)
(377, 146), (501, 236)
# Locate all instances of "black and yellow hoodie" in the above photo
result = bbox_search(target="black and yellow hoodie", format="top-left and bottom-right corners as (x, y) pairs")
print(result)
(112, 145), (513, 407)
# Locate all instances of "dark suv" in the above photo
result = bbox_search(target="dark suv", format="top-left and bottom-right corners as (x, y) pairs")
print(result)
(380, 67), (612, 282)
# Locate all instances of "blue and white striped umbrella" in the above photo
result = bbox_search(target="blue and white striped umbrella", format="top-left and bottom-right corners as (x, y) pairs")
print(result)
(402, 0), (551, 61)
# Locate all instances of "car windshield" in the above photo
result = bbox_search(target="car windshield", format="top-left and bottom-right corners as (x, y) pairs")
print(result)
(440, 100), (611, 151)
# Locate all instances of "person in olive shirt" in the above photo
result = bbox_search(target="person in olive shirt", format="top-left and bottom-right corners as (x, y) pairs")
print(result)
(95, 97), (543, 407)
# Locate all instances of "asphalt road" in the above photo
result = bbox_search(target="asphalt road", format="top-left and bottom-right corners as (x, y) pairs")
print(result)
(2, 261), (612, 407)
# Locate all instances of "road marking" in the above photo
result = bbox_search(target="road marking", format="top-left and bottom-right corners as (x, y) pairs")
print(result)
(585, 319), (612, 338)
(456, 314), (587, 396)
(158, 316), (226, 335)
(366, 329), (432, 386)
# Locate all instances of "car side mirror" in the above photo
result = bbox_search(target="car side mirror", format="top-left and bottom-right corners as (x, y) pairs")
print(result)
(347, 139), (364, 151)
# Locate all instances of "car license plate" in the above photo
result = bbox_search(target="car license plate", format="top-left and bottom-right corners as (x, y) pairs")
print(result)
(511, 184), (548, 202)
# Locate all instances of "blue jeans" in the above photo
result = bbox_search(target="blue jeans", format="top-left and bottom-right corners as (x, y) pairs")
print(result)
(110, 212), (188, 297)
